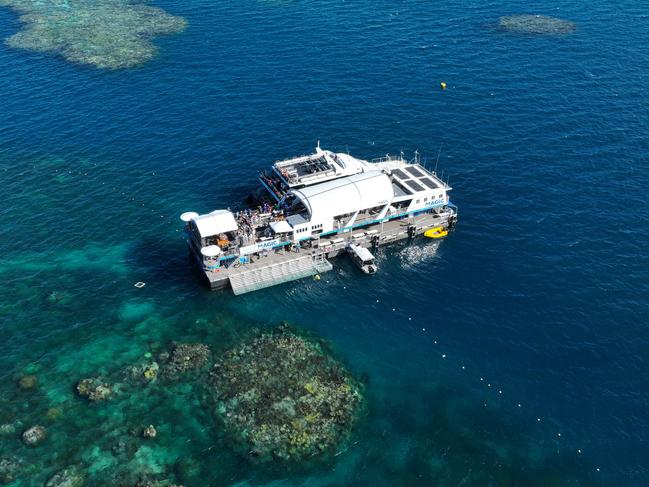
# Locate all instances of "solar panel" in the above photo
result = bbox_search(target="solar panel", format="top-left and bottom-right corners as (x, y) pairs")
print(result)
(419, 177), (439, 189)
(391, 169), (408, 180)
(394, 181), (413, 195)
(404, 179), (425, 192)
(392, 183), (410, 197)
(405, 166), (425, 178)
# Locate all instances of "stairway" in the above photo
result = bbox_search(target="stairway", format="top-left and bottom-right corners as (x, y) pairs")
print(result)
(229, 254), (333, 295)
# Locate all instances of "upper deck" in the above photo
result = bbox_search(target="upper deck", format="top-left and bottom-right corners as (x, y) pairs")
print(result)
(273, 148), (368, 187)
(260, 147), (450, 203)
(371, 155), (452, 199)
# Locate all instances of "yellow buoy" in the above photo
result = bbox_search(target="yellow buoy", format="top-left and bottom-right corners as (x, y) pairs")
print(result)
(440, 81), (447, 90)
(424, 226), (448, 239)
(314, 274), (321, 281)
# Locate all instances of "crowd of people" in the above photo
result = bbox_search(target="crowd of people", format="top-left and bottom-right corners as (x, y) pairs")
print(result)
(234, 203), (287, 246)
(234, 208), (260, 245)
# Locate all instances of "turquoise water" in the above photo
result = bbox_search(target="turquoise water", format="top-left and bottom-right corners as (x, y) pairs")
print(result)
(1, 0), (648, 485)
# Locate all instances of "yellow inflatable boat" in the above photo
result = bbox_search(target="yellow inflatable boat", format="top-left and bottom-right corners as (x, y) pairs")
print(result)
(424, 226), (448, 239)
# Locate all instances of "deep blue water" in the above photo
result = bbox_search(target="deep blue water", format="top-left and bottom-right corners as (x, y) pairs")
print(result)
(1, 0), (648, 485)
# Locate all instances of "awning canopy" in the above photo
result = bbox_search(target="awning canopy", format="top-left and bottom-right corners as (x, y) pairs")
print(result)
(180, 211), (199, 222)
(352, 244), (374, 262)
(192, 210), (238, 238)
(201, 245), (221, 257)
(289, 170), (394, 222)
(270, 220), (293, 233)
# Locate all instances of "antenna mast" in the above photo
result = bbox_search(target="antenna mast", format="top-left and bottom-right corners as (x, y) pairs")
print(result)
(434, 143), (443, 174)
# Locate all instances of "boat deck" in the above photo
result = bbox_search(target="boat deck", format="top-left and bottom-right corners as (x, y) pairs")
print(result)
(204, 208), (454, 290)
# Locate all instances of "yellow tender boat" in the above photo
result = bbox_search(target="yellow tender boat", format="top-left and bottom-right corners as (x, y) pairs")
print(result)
(424, 226), (448, 239)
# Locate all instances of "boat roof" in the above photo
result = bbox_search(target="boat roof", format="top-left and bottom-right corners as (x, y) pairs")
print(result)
(350, 244), (374, 262)
(192, 210), (238, 238)
(270, 220), (292, 233)
(383, 164), (451, 200)
(289, 170), (393, 221)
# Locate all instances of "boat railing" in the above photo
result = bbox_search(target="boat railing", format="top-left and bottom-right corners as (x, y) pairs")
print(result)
(370, 154), (408, 164)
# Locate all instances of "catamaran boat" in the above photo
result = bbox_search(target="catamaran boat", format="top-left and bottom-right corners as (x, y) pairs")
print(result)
(181, 145), (457, 295)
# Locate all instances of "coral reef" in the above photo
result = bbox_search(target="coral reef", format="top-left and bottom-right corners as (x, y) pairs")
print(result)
(497, 14), (576, 34)
(142, 425), (157, 439)
(0, 0), (187, 69)
(123, 360), (159, 385)
(22, 425), (47, 446)
(161, 343), (211, 378)
(17, 374), (37, 390)
(131, 480), (181, 487)
(76, 377), (113, 402)
(143, 363), (159, 381)
(0, 458), (21, 484)
(45, 466), (85, 487)
(46, 407), (64, 422)
(0, 323), (365, 482)
(209, 327), (364, 462)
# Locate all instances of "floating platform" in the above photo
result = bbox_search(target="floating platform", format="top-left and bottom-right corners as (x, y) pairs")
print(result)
(182, 146), (458, 295)
(228, 254), (333, 295)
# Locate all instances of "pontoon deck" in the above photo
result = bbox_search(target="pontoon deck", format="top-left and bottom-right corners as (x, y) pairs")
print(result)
(181, 146), (457, 294)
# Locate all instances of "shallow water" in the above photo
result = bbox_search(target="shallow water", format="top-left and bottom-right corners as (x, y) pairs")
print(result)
(0, 0), (186, 69)
(1, 0), (648, 485)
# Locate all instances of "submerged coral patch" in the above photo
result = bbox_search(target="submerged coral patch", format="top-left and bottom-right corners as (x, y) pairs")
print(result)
(497, 14), (576, 35)
(160, 343), (211, 379)
(76, 377), (113, 402)
(209, 327), (364, 462)
(45, 466), (85, 487)
(0, 0), (187, 69)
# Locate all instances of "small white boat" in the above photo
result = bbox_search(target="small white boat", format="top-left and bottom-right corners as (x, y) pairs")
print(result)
(348, 244), (378, 274)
